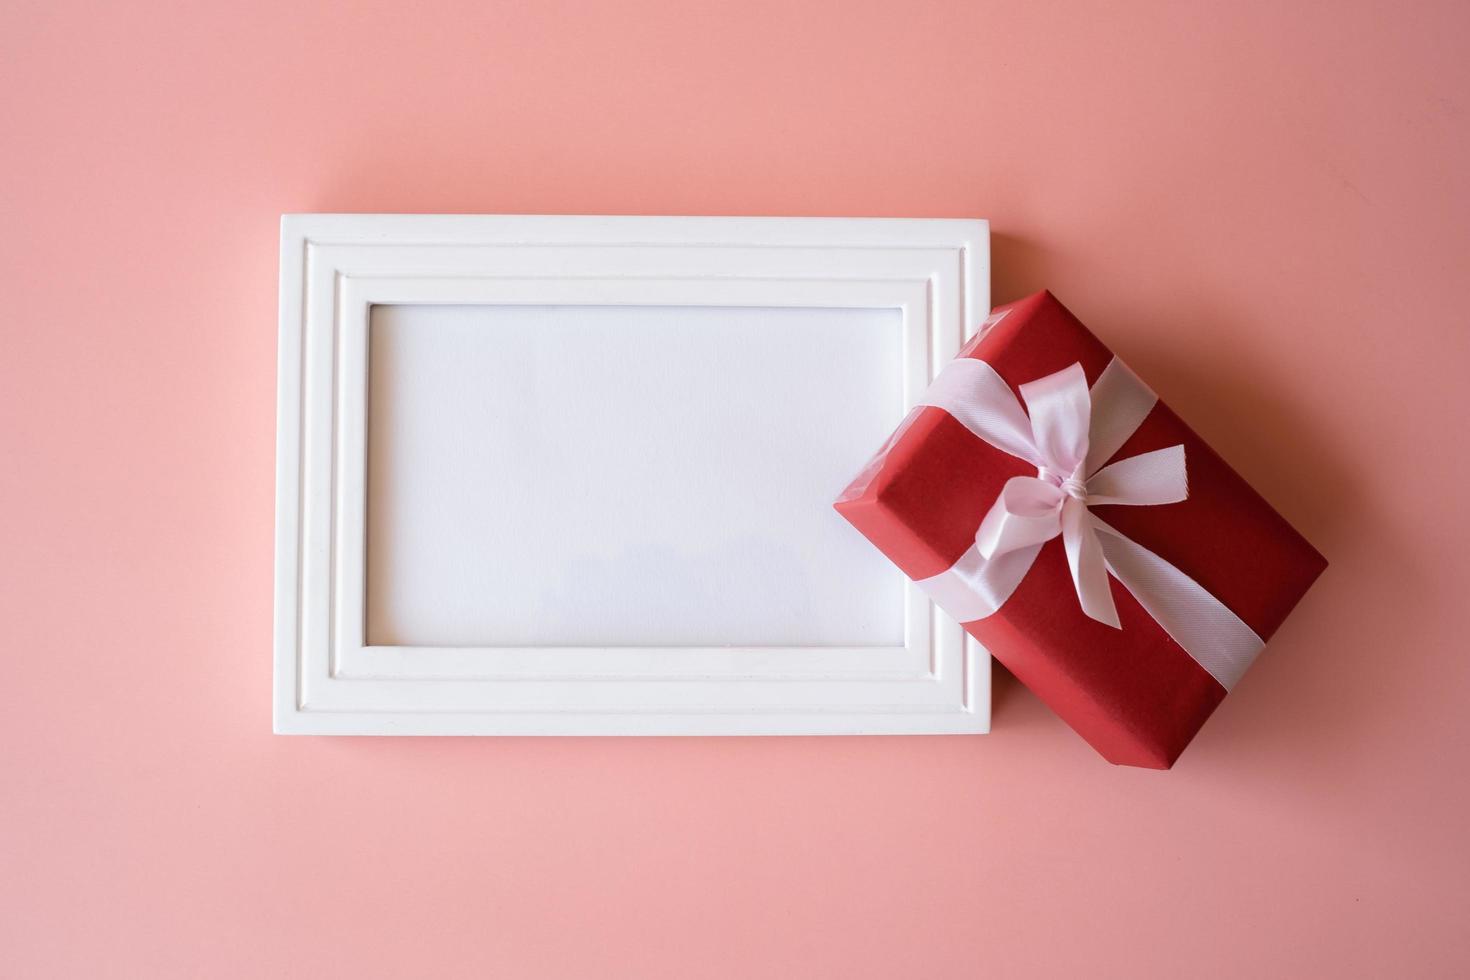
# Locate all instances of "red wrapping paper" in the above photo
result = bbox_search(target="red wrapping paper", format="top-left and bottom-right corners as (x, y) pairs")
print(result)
(835, 291), (1327, 768)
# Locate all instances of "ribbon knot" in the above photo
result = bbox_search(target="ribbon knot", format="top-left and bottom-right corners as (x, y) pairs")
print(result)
(1054, 471), (1088, 500)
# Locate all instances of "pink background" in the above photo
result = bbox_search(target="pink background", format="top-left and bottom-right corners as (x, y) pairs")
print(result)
(3, 1), (1467, 976)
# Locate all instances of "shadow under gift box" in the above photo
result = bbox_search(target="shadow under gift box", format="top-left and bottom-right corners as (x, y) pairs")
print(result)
(835, 291), (1327, 768)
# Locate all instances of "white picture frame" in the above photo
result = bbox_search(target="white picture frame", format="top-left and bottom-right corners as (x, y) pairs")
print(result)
(275, 214), (990, 735)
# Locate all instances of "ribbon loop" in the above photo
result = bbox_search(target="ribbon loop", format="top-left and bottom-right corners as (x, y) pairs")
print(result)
(975, 477), (1065, 559)
(1019, 363), (1091, 476)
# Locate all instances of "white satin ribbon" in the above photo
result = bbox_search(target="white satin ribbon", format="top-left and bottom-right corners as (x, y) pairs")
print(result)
(913, 357), (1264, 691)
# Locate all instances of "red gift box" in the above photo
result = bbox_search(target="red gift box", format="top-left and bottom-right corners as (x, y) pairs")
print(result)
(835, 291), (1326, 768)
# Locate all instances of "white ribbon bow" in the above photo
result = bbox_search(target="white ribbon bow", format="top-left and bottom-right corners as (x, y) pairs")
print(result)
(913, 356), (1265, 690)
(973, 362), (1187, 628)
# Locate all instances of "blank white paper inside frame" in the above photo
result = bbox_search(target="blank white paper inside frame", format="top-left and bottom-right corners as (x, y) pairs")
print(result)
(365, 304), (907, 649)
